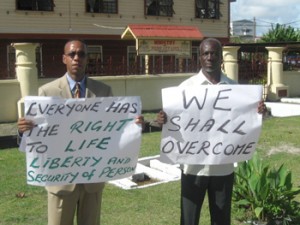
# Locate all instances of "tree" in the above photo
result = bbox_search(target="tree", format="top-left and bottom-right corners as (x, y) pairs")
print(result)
(261, 23), (300, 42)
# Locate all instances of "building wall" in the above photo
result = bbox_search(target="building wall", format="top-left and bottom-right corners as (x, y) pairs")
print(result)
(282, 71), (300, 97)
(1, 0), (230, 38)
(231, 19), (255, 37)
(0, 74), (192, 122)
(1, 71), (300, 123)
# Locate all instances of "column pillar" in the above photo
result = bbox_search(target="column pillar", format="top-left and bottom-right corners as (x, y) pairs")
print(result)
(145, 54), (149, 75)
(266, 47), (288, 101)
(12, 42), (39, 117)
(222, 46), (240, 82)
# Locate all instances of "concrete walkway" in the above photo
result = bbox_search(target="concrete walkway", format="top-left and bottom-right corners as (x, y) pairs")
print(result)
(266, 98), (300, 117)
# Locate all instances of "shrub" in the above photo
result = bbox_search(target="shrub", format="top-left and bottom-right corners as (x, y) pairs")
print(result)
(233, 152), (300, 225)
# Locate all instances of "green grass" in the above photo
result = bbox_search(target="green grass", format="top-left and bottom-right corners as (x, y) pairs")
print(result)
(0, 116), (300, 225)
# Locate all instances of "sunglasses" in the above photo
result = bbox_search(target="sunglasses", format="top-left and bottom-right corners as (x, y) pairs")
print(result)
(65, 51), (87, 59)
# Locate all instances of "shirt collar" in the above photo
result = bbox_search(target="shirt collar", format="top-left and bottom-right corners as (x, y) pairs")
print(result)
(67, 73), (86, 97)
(66, 73), (86, 96)
(199, 70), (230, 85)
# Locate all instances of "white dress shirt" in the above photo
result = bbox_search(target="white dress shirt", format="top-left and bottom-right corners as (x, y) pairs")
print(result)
(179, 70), (237, 176)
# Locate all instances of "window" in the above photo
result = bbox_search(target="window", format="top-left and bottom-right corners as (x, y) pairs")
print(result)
(195, 0), (220, 19)
(86, 46), (103, 75)
(145, 0), (174, 17)
(87, 0), (118, 14)
(17, 0), (55, 11)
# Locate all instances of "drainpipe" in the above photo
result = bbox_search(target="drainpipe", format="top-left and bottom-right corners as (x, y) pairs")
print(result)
(266, 47), (288, 101)
(12, 43), (39, 117)
(222, 46), (240, 82)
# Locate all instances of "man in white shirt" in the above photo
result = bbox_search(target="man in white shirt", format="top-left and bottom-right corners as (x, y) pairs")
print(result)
(156, 38), (265, 225)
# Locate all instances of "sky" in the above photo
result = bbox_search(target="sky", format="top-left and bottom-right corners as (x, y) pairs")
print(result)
(230, 0), (300, 36)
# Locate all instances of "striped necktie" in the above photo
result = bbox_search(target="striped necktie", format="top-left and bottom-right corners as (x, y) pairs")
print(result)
(74, 82), (81, 98)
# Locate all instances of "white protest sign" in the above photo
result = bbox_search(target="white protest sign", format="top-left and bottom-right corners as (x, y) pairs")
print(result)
(160, 85), (263, 165)
(20, 96), (142, 186)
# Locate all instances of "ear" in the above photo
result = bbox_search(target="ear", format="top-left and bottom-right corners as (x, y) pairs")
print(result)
(62, 54), (67, 65)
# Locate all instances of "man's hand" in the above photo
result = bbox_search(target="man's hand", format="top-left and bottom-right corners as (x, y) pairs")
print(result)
(257, 100), (267, 115)
(156, 111), (167, 128)
(17, 117), (35, 134)
(135, 115), (145, 131)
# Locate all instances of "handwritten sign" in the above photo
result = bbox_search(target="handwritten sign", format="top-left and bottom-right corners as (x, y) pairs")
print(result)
(160, 85), (263, 165)
(20, 96), (142, 186)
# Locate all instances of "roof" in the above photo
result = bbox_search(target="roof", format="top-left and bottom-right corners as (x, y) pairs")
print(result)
(121, 24), (204, 40)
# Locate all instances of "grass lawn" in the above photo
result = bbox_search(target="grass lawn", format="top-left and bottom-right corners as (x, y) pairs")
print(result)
(0, 116), (300, 225)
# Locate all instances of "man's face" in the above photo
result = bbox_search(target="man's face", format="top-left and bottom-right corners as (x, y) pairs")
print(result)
(199, 41), (222, 74)
(63, 41), (88, 81)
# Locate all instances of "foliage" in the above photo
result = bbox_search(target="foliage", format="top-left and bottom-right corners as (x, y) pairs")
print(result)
(233, 152), (300, 225)
(261, 24), (300, 42)
(1, 116), (300, 225)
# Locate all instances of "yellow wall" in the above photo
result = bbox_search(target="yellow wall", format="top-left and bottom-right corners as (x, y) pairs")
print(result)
(0, 74), (192, 122)
(0, 80), (21, 122)
(1, 71), (300, 123)
(1, 0), (230, 38)
(282, 71), (300, 97)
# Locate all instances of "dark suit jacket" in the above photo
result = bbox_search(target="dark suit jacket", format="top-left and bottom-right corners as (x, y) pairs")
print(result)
(39, 74), (113, 194)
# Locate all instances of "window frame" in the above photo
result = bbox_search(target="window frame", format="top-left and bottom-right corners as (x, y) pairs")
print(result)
(145, 0), (175, 17)
(195, 0), (220, 19)
(86, 0), (118, 14)
(16, 0), (55, 12)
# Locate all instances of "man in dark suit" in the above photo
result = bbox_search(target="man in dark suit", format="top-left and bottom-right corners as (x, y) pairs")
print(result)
(18, 39), (144, 225)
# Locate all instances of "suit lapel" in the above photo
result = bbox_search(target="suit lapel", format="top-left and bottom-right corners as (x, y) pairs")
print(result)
(85, 78), (96, 98)
(60, 74), (73, 98)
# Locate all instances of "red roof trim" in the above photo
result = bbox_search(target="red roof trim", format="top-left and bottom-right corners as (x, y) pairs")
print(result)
(121, 24), (204, 40)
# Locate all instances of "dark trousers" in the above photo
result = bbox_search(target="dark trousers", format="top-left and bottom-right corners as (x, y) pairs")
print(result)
(180, 172), (234, 225)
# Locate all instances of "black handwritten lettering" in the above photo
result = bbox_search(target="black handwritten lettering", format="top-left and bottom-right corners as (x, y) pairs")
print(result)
(199, 119), (215, 132)
(186, 141), (199, 155)
(176, 141), (193, 154)
(106, 101), (138, 113)
(162, 140), (255, 156)
(26, 101), (103, 117)
(90, 101), (102, 112)
(26, 102), (37, 116)
(182, 89), (208, 109)
(168, 117), (247, 136)
(196, 141), (210, 155)
(212, 142), (222, 155)
(98, 166), (136, 178)
(216, 120), (230, 133)
(213, 89), (232, 111)
(131, 103), (138, 113)
(162, 140), (175, 153)
(34, 124), (59, 137)
(27, 141), (48, 153)
(184, 118), (200, 132)
(66, 103), (76, 116)
(233, 121), (246, 135)
(169, 116), (181, 131)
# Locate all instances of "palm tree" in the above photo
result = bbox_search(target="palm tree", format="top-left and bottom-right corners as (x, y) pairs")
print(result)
(261, 23), (300, 42)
